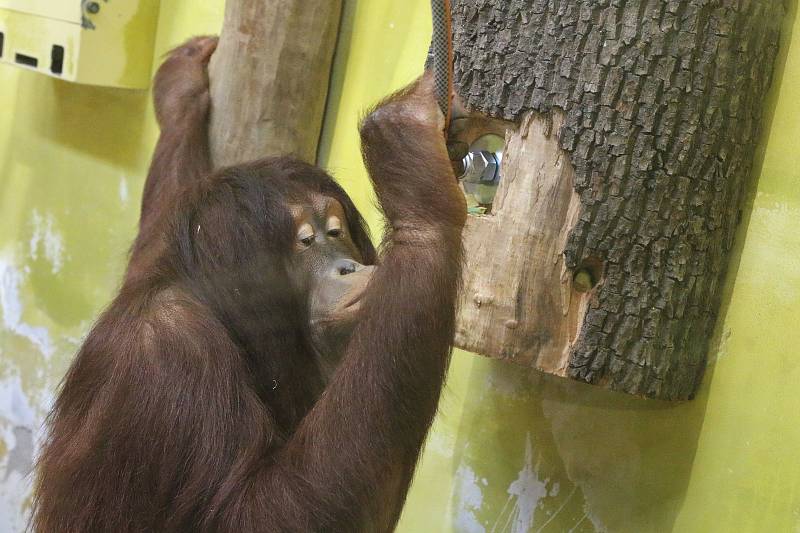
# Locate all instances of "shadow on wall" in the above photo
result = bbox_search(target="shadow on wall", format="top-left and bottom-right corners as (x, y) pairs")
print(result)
(449, 358), (711, 532)
(729, 0), (798, 299)
(24, 77), (148, 169)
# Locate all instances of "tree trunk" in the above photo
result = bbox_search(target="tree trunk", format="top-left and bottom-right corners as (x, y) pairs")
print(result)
(451, 0), (784, 400)
(208, 0), (342, 166)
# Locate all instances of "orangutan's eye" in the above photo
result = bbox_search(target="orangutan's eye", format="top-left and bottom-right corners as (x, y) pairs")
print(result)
(297, 223), (315, 246)
(327, 216), (343, 237)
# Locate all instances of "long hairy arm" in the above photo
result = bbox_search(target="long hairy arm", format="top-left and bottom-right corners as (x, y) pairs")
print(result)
(210, 75), (467, 532)
(127, 37), (217, 280)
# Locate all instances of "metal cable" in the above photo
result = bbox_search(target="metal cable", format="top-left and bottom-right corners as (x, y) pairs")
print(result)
(430, 0), (453, 130)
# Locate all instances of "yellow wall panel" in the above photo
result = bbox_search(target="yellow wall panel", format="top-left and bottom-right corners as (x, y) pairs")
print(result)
(0, 0), (80, 24)
(0, 0), (158, 88)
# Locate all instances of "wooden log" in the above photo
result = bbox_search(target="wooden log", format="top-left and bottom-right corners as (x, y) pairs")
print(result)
(450, 0), (784, 400)
(208, 0), (342, 166)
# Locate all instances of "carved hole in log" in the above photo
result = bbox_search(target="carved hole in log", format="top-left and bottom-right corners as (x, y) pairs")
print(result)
(448, 117), (515, 215)
(573, 256), (604, 293)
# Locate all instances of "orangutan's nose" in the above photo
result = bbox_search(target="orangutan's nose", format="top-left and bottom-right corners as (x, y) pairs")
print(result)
(331, 258), (363, 276)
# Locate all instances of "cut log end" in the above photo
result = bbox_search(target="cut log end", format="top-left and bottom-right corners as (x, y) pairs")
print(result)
(455, 110), (593, 379)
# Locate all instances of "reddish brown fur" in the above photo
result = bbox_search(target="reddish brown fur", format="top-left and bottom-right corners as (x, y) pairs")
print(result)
(33, 37), (465, 532)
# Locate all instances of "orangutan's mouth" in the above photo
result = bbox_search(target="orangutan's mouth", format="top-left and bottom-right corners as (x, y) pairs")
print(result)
(342, 289), (365, 310)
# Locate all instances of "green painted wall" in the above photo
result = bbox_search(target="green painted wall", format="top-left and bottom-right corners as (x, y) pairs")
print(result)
(0, 1), (798, 531)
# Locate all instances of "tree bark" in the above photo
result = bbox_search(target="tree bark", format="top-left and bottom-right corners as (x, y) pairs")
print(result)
(208, 0), (342, 166)
(451, 0), (784, 400)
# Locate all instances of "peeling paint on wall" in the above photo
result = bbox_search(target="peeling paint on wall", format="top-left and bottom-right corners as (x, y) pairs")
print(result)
(0, 258), (54, 359)
(5, 426), (33, 481)
(0, 251), (70, 526)
(488, 434), (552, 533)
(455, 464), (486, 533)
(119, 175), (130, 206)
(0, 373), (45, 531)
(506, 435), (548, 532)
(29, 210), (66, 275)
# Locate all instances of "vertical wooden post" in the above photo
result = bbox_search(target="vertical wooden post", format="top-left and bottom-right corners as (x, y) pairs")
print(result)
(208, 0), (342, 167)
